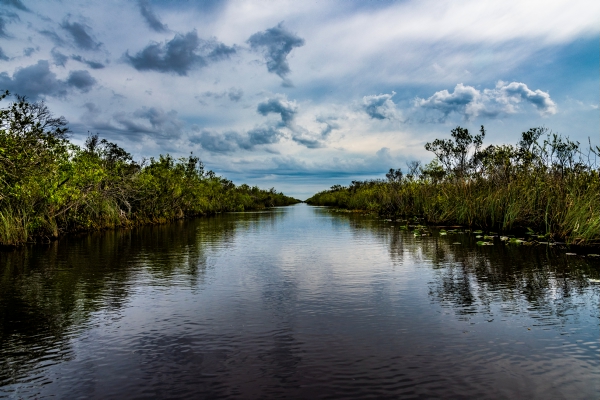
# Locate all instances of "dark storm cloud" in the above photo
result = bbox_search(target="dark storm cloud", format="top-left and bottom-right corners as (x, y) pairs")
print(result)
(0, 0), (29, 12)
(66, 70), (96, 92)
(256, 96), (297, 127)
(138, 0), (168, 32)
(247, 22), (305, 84)
(61, 19), (102, 51)
(125, 30), (235, 76)
(246, 125), (283, 147)
(206, 42), (236, 62)
(0, 60), (96, 99)
(0, 47), (9, 61)
(71, 54), (105, 69)
(23, 47), (35, 56)
(362, 92), (398, 120)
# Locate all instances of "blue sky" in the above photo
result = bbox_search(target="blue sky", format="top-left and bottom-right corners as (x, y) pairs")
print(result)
(0, 0), (598, 199)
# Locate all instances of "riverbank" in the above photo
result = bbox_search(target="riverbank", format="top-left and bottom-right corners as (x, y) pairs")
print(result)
(0, 92), (300, 246)
(306, 126), (600, 246)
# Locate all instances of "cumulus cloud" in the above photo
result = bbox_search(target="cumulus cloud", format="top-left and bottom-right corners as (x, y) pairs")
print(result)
(125, 107), (184, 138)
(84, 106), (185, 143)
(0, 60), (96, 99)
(66, 70), (96, 92)
(496, 81), (557, 115)
(192, 95), (329, 153)
(190, 130), (243, 153)
(257, 96), (297, 127)
(247, 22), (305, 86)
(138, 0), (168, 32)
(415, 81), (557, 120)
(316, 116), (340, 138)
(362, 92), (400, 120)
(125, 30), (235, 76)
(61, 19), (102, 51)
(246, 125), (284, 147)
(289, 129), (324, 149)
(415, 84), (482, 120)
(256, 95), (323, 148)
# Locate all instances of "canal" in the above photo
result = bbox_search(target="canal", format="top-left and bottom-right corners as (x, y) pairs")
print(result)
(1, 204), (599, 398)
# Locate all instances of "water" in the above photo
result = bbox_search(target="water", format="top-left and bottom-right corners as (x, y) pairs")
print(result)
(1, 204), (599, 399)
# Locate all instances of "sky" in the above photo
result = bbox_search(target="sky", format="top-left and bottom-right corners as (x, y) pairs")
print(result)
(0, 0), (598, 199)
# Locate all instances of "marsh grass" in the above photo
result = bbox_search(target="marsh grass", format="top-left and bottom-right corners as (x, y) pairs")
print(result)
(307, 127), (600, 245)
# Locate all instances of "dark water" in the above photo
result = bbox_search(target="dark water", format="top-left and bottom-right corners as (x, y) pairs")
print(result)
(1, 204), (599, 399)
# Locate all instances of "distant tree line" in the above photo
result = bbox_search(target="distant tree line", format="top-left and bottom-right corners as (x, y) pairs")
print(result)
(0, 91), (299, 245)
(306, 125), (600, 245)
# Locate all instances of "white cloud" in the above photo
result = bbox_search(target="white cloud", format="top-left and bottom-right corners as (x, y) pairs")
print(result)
(415, 82), (557, 120)
(362, 92), (400, 121)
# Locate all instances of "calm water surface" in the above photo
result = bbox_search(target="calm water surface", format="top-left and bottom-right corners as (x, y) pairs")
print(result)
(1, 204), (599, 399)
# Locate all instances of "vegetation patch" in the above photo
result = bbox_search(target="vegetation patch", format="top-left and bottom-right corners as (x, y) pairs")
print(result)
(0, 91), (300, 246)
(307, 126), (600, 246)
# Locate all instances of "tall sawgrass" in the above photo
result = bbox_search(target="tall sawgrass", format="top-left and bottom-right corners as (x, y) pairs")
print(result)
(307, 127), (600, 245)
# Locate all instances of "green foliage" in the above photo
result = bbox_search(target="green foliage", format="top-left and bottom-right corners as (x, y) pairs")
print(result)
(307, 126), (600, 245)
(0, 92), (299, 245)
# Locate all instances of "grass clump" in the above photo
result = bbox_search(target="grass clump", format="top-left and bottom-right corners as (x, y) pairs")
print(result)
(307, 126), (600, 245)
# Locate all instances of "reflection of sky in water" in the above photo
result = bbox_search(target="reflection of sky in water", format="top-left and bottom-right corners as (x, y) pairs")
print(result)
(1, 204), (599, 398)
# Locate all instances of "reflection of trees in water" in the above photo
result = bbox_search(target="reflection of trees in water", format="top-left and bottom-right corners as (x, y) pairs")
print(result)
(333, 211), (599, 322)
(0, 210), (282, 388)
